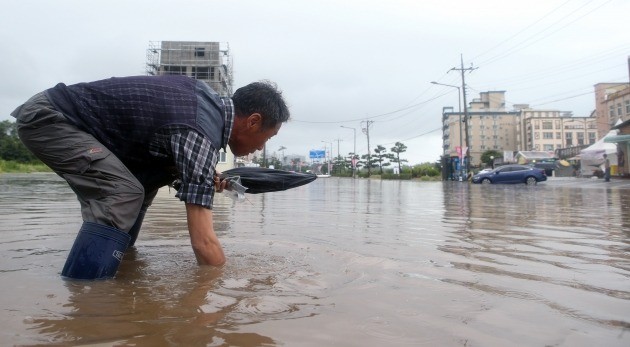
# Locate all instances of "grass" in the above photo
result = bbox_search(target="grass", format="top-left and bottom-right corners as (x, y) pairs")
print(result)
(0, 160), (51, 173)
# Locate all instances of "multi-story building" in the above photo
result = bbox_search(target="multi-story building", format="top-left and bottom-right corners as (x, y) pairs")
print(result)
(442, 91), (596, 167)
(594, 82), (630, 139)
(146, 41), (236, 171)
(517, 107), (597, 152)
(442, 91), (519, 167)
(146, 41), (233, 96)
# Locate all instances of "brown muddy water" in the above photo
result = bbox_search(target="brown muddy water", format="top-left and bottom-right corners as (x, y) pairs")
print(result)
(0, 173), (629, 347)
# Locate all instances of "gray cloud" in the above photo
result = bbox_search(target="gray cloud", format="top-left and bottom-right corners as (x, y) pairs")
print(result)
(1, 0), (628, 164)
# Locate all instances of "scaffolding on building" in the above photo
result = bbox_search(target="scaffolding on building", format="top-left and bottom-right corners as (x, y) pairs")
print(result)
(146, 41), (233, 97)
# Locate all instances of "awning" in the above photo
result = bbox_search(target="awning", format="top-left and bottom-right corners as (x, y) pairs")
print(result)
(604, 135), (630, 143)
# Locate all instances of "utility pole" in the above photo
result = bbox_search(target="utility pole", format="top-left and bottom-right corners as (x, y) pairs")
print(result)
(431, 81), (463, 180)
(334, 138), (343, 175)
(340, 125), (357, 178)
(450, 54), (477, 176)
(262, 144), (267, 168)
(278, 146), (286, 169)
(361, 120), (374, 177)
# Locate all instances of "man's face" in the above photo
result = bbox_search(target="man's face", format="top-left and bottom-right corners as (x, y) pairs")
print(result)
(229, 113), (282, 156)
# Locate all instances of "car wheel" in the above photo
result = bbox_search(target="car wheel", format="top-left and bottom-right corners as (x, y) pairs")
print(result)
(481, 178), (491, 184)
(525, 176), (537, 185)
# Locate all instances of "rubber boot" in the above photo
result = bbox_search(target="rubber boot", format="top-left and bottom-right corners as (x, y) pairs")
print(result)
(127, 208), (146, 248)
(61, 222), (131, 280)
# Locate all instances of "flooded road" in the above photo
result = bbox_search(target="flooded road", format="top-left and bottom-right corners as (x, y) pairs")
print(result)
(1, 173), (628, 346)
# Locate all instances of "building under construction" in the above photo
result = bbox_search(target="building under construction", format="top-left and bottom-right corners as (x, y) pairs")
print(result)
(146, 41), (233, 97)
(147, 41), (236, 170)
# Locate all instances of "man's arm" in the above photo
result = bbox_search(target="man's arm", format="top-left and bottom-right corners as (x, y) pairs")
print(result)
(185, 203), (226, 266)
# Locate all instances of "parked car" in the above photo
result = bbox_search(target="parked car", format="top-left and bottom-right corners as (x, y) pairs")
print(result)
(471, 164), (547, 185)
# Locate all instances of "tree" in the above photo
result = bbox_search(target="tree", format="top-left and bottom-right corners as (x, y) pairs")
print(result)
(412, 163), (440, 177)
(373, 145), (392, 174)
(390, 142), (408, 174)
(268, 156), (282, 169)
(360, 153), (380, 173)
(291, 158), (302, 172)
(481, 150), (502, 167)
(0, 120), (39, 163)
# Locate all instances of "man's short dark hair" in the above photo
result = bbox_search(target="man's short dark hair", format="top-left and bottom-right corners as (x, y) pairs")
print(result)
(232, 81), (290, 129)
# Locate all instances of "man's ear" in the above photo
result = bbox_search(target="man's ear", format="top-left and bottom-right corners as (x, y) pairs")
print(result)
(247, 113), (262, 129)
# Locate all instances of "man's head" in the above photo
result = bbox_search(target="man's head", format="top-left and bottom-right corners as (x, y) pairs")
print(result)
(228, 81), (290, 156)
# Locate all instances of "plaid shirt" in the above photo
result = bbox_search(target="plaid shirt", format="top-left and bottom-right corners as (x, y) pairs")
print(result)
(149, 98), (234, 208)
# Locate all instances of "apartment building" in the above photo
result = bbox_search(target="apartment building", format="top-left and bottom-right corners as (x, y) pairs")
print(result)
(517, 108), (597, 152)
(442, 91), (596, 167)
(442, 91), (519, 167)
(146, 41), (236, 171)
(594, 82), (630, 139)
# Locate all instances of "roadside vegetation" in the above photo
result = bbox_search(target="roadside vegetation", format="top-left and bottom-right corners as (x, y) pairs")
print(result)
(18, 122), (442, 181)
(0, 159), (50, 173)
(0, 120), (49, 173)
(255, 140), (442, 180)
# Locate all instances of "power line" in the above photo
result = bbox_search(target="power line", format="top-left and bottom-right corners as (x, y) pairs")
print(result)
(475, 45), (630, 89)
(380, 127), (442, 146)
(477, 0), (614, 67)
(470, 0), (574, 63)
(293, 90), (452, 124)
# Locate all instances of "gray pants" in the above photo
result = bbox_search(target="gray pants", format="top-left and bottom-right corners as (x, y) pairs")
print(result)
(12, 92), (147, 232)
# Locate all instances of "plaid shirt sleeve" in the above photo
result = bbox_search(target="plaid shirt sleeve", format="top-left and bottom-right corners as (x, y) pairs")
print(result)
(170, 130), (218, 209)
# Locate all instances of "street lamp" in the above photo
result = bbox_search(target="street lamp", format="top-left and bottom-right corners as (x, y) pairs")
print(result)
(431, 81), (465, 181)
(278, 146), (286, 169)
(340, 125), (357, 178)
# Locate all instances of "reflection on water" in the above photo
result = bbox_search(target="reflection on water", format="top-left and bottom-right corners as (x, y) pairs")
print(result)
(0, 173), (628, 346)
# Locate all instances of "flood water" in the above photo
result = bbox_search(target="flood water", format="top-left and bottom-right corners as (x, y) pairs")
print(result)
(1, 173), (629, 347)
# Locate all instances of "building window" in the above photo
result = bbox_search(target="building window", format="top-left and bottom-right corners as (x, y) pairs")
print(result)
(556, 132), (561, 139)
(543, 132), (554, 139)
(625, 100), (630, 114)
(543, 144), (554, 151)
(162, 65), (187, 76)
(534, 120), (540, 129)
(542, 121), (553, 129)
(555, 120), (561, 129)
(609, 105), (615, 117)
(219, 151), (227, 163)
(566, 138), (573, 146)
(535, 132), (540, 139)
(618, 103), (623, 116)
(192, 67), (210, 79)
(195, 47), (205, 57)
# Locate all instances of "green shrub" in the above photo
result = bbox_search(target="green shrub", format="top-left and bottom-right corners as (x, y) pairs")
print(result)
(0, 160), (51, 173)
(381, 173), (412, 180)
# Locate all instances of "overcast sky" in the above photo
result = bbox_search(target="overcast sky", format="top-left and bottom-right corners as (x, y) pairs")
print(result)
(1, 0), (628, 164)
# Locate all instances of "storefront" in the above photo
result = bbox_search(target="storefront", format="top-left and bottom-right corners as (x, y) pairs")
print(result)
(604, 119), (630, 177)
